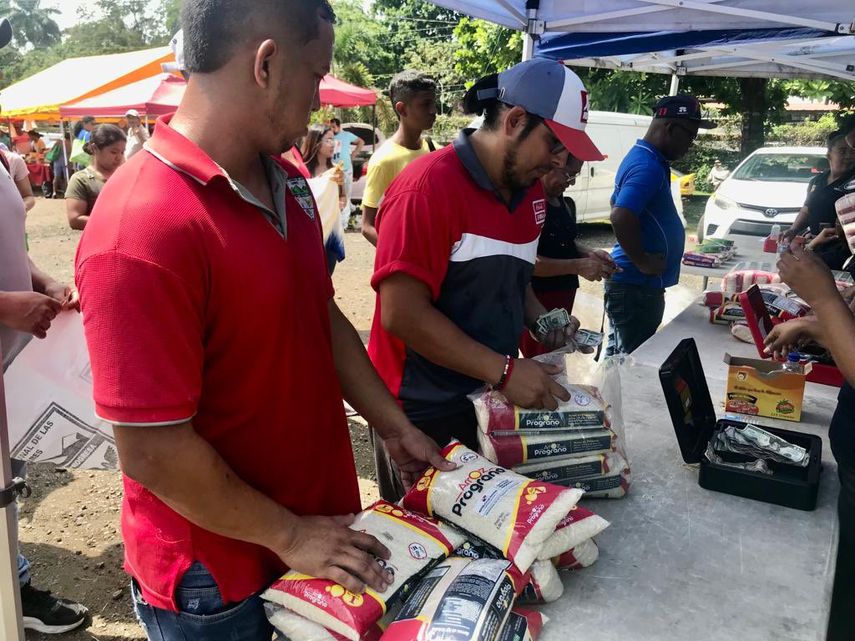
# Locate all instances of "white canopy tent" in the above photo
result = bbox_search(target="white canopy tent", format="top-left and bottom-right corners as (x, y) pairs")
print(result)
(426, 0), (854, 70)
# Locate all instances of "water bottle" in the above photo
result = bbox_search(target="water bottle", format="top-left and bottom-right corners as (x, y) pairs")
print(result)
(765, 224), (782, 253)
(782, 352), (803, 374)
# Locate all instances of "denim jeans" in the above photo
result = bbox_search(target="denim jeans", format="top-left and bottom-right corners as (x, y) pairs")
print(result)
(131, 563), (273, 641)
(11, 458), (29, 587)
(604, 281), (666, 356)
(828, 456), (855, 641)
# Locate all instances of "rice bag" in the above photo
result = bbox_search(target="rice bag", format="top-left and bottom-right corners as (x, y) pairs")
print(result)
(379, 557), (524, 641)
(403, 441), (583, 573)
(264, 603), (383, 641)
(514, 451), (622, 485)
(472, 385), (608, 435)
(478, 428), (615, 468)
(554, 538), (599, 570)
(498, 609), (548, 641)
(554, 457), (631, 498)
(537, 505), (609, 560)
(517, 560), (563, 604)
(262, 501), (465, 641)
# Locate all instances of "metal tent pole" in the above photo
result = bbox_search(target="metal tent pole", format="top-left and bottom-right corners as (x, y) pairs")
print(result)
(669, 73), (681, 95)
(1, 345), (26, 641)
(59, 120), (70, 183)
(522, 1), (543, 61)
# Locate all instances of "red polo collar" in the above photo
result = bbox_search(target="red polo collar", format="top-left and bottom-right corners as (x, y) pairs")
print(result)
(145, 114), (228, 186)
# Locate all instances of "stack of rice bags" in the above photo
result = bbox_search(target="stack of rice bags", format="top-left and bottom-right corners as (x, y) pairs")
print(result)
(472, 373), (631, 499)
(263, 441), (610, 641)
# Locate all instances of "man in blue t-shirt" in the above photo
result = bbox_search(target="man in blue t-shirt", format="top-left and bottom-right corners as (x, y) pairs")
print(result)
(605, 95), (715, 355)
(330, 117), (364, 230)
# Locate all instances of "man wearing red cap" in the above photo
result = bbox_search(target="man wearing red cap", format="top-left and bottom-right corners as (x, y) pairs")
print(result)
(367, 60), (606, 500)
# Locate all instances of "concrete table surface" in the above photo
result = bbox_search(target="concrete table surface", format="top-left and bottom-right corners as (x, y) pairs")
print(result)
(540, 363), (839, 641)
(682, 235), (777, 287)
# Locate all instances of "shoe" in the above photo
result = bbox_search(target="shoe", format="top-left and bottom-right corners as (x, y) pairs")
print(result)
(20, 582), (88, 634)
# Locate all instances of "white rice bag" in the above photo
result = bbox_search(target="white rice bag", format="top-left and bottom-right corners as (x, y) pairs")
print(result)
(517, 560), (563, 604)
(262, 501), (465, 641)
(478, 428), (615, 469)
(264, 603), (383, 641)
(498, 609), (548, 641)
(514, 452), (615, 483)
(554, 454), (631, 498)
(403, 441), (583, 573)
(537, 505), (609, 560)
(554, 538), (599, 570)
(472, 384), (608, 435)
(379, 557), (525, 641)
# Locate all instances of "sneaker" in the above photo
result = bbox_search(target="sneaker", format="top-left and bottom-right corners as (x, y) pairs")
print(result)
(20, 582), (88, 634)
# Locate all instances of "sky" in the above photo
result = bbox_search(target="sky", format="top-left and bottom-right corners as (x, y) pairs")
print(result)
(43, 0), (90, 31)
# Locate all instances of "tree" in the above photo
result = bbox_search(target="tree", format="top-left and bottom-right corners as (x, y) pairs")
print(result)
(452, 18), (521, 82)
(0, 0), (61, 49)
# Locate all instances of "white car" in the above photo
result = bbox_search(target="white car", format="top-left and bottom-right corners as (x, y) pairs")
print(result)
(340, 122), (385, 205)
(702, 146), (827, 239)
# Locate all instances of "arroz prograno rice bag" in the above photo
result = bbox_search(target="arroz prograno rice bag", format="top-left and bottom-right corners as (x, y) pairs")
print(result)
(264, 603), (383, 641)
(402, 441), (583, 573)
(517, 560), (563, 604)
(497, 609), (548, 641)
(554, 538), (599, 570)
(262, 501), (465, 641)
(537, 505), (609, 560)
(478, 429), (615, 470)
(379, 557), (525, 641)
(473, 385), (608, 434)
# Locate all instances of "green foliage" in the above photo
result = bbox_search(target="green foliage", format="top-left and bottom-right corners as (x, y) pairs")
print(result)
(672, 139), (742, 192)
(573, 68), (668, 114)
(0, 0), (61, 48)
(452, 18), (521, 81)
(785, 79), (855, 110)
(768, 113), (840, 147)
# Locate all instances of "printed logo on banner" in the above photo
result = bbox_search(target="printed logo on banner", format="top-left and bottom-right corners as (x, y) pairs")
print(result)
(580, 90), (589, 123)
(286, 177), (316, 221)
(533, 199), (547, 225)
(13, 402), (117, 470)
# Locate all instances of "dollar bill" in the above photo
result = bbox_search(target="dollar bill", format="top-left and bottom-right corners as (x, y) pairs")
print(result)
(709, 424), (809, 467)
(536, 308), (571, 336)
(574, 329), (604, 348)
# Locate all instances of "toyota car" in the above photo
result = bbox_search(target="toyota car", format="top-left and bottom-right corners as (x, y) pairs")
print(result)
(702, 146), (827, 238)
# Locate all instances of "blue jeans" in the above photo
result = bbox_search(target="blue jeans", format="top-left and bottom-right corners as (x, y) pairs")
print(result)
(131, 563), (273, 641)
(11, 459), (30, 587)
(604, 281), (666, 356)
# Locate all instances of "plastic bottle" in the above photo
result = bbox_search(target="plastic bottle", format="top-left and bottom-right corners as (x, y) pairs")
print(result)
(782, 352), (803, 374)
(764, 224), (781, 253)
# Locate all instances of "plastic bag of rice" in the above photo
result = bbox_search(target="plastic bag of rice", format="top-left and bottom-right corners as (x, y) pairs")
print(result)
(554, 538), (599, 570)
(537, 505), (609, 560)
(497, 609), (548, 641)
(264, 603), (384, 641)
(478, 428), (615, 468)
(472, 384), (608, 435)
(517, 560), (563, 604)
(262, 501), (465, 641)
(402, 441), (583, 573)
(554, 454), (631, 498)
(513, 452), (614, 483)
(379, 557), (525, 641)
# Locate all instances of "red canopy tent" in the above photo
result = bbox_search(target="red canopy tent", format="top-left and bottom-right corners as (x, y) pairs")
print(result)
(318, 75), (377, 107)
(60, 74), (376, 118)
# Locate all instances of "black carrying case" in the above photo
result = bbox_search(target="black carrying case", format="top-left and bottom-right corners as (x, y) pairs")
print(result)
(659, 338), (822, 511)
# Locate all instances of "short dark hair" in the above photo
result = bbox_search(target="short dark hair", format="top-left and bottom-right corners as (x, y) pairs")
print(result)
(181, 0), (336, 74)
(389, 71), (436, 107)
(83, 124), (126, 155)
(828, 130), (848, 151)
(461, 74), (542, 140)
(330, 117), (341, 127)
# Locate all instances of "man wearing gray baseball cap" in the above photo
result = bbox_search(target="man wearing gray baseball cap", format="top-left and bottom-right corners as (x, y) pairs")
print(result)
(0, 15), (90, 635)
(368, 59), (603, 499)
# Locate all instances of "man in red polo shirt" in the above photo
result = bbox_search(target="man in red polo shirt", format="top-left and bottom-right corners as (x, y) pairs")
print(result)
(74, 2), (451, 639)
(369, 60), (605, 500)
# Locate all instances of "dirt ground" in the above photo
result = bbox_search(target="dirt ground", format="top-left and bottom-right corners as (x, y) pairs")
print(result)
(16, 196), (704, 640)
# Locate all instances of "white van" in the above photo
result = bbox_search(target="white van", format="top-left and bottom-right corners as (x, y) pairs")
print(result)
(569, 111), (685, 226)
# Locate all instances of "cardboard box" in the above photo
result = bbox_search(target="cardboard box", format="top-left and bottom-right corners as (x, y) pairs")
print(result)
(724, 354), (809, 422)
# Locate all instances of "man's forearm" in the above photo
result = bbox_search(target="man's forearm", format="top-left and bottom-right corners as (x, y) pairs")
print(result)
(29, 258), (58, 294)
(524, 285), (547, 327)
(610, 208), (647, 268)
(789, 206), (810, 234)
(115, 423), (298, 555)
(328, 301), (412, 439)
(362, 206), (379, 246)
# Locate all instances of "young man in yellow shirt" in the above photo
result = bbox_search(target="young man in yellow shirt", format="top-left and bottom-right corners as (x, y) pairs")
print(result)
(361, 70), (437, 246)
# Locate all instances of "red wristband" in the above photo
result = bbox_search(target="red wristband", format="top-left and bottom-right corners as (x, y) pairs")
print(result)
(495, 356), (515, 391)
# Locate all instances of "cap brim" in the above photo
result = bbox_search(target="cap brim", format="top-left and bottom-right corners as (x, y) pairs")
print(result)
(0, 18), (12, 49)
(695, 118), (717, 130)
(545, 119), (606, 162)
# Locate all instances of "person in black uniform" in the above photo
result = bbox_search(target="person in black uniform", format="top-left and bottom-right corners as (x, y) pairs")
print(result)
(765, 240), (855, 641)
(785, 127), (855, 244)
(520, 155), (618, 357)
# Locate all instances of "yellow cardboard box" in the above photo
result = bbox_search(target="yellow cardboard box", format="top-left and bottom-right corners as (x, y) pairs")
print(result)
(723, 354), (810, 422)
